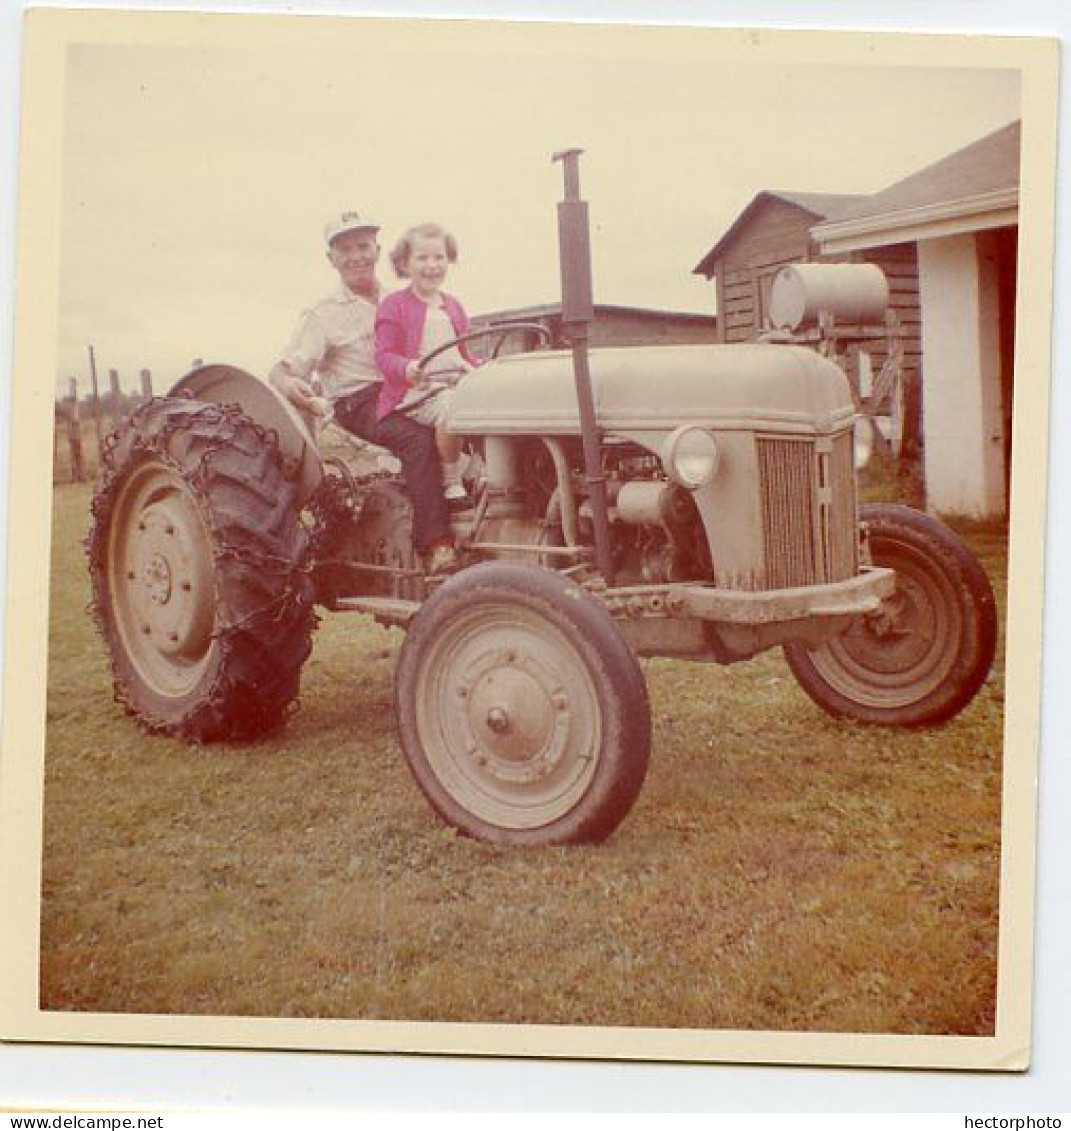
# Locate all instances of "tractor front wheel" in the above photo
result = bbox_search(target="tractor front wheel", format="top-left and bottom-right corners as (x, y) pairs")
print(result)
(395, 562), (651, 845)
(784, 503), (997, 726)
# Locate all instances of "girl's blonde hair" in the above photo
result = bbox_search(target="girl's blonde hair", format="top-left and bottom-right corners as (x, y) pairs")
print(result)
(390, 222), (459, 278)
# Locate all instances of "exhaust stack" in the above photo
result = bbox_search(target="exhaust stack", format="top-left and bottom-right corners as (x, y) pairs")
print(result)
(552, 148), (614, 583)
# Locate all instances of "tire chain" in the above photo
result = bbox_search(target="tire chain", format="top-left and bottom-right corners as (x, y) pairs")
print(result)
(87, 395), (318, 738)
(302, 457), (364, 571)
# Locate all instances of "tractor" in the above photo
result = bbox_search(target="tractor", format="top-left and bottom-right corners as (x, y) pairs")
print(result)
(87, 151), (997, 845)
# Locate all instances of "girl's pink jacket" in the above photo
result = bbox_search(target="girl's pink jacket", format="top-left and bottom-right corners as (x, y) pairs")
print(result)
(374, 286), (476, 420)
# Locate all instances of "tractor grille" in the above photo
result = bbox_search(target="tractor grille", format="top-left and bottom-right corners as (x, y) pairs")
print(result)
(757, 432), (857, 589)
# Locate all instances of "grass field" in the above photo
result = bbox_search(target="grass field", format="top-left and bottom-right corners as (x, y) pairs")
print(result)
(40, 481), (1007, 1033)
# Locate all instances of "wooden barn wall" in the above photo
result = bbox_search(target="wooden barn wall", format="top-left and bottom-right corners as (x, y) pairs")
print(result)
(860, 241), (922, 456)
(861, 242), (921, 384)
(704, 199), (923, 453)
(709, 202), (920, 371)
(714, 198), (831, 344)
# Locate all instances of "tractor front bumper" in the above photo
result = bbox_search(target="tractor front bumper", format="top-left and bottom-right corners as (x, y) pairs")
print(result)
(601, 567), (896, 626)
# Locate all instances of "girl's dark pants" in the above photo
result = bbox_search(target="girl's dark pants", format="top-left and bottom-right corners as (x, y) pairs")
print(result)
(332, 386), (450, 553)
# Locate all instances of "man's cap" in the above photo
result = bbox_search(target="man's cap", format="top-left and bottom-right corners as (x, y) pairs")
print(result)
(324, 211), (380, 246)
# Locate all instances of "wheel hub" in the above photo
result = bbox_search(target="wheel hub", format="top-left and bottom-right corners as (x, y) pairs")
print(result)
(462, 653), (569, 782)
(110, 465), (218, 692)
(143, 553), (173, 605)
(485, 706), (511, 734)
(854, 576), (934, 673)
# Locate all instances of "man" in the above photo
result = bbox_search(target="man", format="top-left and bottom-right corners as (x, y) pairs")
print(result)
(270, 212), (456, 573)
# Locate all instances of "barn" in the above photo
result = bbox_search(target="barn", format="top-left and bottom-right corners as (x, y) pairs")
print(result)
(469, 302), (718, 354)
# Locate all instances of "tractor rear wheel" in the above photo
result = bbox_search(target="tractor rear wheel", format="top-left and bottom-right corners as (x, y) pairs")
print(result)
(395, 562), (651, 845)
(88, 397), (316, 741)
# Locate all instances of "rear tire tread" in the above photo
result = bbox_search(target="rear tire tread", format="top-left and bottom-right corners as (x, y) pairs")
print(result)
(88, 397), (316, 742)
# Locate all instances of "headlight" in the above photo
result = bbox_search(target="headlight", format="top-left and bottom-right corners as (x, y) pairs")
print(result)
(660, 426), (720, 489)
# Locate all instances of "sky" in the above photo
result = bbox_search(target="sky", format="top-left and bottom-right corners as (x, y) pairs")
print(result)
(54, 17), (1021, 393)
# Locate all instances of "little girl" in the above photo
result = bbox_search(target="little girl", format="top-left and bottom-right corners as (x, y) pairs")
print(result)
(375, 222), (478, 507)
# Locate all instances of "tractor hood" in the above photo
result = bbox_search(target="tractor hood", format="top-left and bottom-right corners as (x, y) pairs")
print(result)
(449, 343), (854, 436)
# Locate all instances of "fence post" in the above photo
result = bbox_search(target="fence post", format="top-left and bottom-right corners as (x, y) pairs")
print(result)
(108, 367), (122, 430)
(87, 344), (103, 465)
(67, 376), (85, 483)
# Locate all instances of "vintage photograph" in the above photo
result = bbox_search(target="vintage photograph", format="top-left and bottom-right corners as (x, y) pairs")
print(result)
(2, 9), (1058, 1068)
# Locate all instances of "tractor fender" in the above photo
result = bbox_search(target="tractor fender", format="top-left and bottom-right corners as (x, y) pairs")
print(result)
(168, 364), (323, 506)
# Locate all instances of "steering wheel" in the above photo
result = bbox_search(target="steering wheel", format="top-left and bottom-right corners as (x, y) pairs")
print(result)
(415, 320), (553, 377)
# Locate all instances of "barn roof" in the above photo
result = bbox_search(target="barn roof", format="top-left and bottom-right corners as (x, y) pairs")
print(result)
(813, 120), (1020, 250)
(472, 301), (716, 326)
(692, 190), (866, 278)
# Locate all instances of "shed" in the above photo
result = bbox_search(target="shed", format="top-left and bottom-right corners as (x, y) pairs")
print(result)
(693, 191), (866, 342)
(693, 189), (923, 451)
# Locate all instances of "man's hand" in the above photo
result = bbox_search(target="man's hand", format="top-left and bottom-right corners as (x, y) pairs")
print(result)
(269, 365), (318, 411)
(405, 360), (427, 388)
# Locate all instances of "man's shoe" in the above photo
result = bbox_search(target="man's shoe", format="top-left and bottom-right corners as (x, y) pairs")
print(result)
(426, 543), (459, 575)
